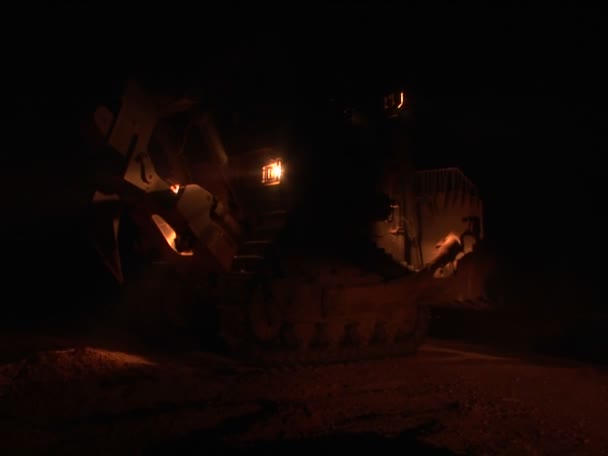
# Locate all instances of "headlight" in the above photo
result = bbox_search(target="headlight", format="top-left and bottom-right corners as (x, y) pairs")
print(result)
(261, 159), (282, 186)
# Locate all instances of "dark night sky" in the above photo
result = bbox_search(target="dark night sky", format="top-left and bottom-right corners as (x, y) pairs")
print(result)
(8, 5), (608, 275)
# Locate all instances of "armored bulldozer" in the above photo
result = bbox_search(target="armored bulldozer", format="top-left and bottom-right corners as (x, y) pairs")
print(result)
(79, 79), (494, 364)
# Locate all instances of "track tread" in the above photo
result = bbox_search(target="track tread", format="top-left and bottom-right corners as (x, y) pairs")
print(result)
(217, 176), (431, 367)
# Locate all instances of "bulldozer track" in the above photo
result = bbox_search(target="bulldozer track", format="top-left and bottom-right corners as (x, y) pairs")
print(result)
(216, 185), (430, 366)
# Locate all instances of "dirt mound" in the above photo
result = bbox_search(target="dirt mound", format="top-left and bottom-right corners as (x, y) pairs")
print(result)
(0, 347), (155, 388)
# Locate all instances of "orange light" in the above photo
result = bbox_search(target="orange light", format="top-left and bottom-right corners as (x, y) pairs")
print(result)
(383, 91), (405, 117)
(151, 214), (193, 256)
(170, 184), (180, 194)
(261, 159), (282, 186)
(397, 91), (405, 109)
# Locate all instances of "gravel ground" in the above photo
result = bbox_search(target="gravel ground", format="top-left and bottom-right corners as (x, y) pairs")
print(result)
(1, 336), (607, 456)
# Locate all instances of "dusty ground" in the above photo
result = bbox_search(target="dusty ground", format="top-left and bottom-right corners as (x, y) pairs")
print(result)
(1, 333), (607, 456)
